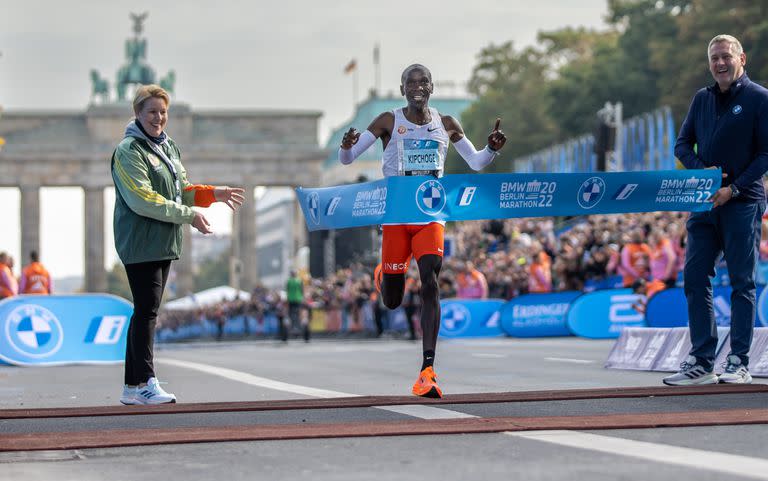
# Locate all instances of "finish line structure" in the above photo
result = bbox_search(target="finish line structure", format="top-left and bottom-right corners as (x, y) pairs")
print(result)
(2, 385), (767, 451)
(296, 169), (721, 231)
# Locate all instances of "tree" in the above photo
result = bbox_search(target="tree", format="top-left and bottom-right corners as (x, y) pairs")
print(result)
(660, 0), (768, 121)
(541, 27), (625, 139)
(456, 2), (768, 167)
(448, 42), (557, 173)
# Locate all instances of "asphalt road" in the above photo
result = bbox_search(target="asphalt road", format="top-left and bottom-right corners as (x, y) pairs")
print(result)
(1, 337), (766, 481)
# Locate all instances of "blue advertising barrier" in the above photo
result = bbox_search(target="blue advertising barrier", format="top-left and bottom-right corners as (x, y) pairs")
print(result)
(583, 275), (623, 292)
(156, 314), (280, 342)
(499, 291), (580, 337)
(648, 285), (768, 328)
(566, 288), (647, 339)
(0, 294), (133, 366)
(439, 299), (505, 339)
(297, 169), (719, 231)
(758, 286), (768, 328)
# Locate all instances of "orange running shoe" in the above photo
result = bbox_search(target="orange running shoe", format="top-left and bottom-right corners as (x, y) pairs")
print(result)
(374, 263), (383, 293)
(412, 366), (443, 398)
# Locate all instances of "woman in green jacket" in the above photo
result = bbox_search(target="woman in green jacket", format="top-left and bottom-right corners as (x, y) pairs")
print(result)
(112, 84), (244, 405)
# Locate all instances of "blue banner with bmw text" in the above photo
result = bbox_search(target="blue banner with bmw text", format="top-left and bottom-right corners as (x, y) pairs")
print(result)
(438, 299), (505, 338)
(296, 169), (720, 231)
(500, 291), (581, 337)
(0, 295), (132, 366)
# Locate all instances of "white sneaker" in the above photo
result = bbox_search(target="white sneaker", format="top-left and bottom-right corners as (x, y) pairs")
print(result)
(120, 385), (139, 405)
(719, 355), (752, 384)
(663, 356), (719, 386)
(134, 377), (177, 404)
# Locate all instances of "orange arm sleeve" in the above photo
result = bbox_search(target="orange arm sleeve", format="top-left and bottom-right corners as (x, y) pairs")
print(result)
(184, 184), (216, 207)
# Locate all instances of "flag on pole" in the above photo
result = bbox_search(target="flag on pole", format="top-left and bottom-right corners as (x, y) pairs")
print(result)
(373, 44), (380, 64)
(344, 59), (357, 74)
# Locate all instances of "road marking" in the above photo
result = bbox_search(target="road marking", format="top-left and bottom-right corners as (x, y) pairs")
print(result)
(506, 431), (768, 480)
(544, 357), (595, 364)
(378, 405), (477, 419)
(161, 358), (355, 398)
(161, 358), (475, 419)
(471, 353), (507, 359)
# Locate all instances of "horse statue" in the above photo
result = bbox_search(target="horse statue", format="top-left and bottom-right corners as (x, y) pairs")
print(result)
(159, 70), (176, 95)
(130, 12), (148, 36)
(115, 37), (156, 100)
(89, 69), (110, 104)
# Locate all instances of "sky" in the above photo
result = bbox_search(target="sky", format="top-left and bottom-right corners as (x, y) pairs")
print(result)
(0, 0), (609, 280)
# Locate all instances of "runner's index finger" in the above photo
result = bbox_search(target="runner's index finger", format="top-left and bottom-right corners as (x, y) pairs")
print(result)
(494, 118), (501, 131)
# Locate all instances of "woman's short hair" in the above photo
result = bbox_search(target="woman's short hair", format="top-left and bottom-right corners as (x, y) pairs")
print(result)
(133, 84), (171, 114)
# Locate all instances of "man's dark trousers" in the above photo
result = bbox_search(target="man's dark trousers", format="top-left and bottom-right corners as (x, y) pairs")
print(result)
(684, 199), (765, 370)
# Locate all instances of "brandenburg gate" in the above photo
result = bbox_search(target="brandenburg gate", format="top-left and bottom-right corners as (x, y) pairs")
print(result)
(0, 14), (324, 295)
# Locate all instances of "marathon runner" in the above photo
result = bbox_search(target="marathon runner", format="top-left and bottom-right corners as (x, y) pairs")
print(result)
(339, 64), (506, 397)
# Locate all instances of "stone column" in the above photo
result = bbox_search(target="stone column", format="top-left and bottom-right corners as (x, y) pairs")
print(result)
(175, 223), (195, 297)
(229, 210), (241, 290)
(84, 186), (107, 292)
(239, 185), (258, 292)
(19, 185), (40, 272)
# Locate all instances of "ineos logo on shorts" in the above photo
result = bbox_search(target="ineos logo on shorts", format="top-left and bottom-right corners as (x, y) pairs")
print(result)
(577, 176), (606, 209)
(384, 262), (409, 272)
(4, 304), (64, 358)
(415, 180), (446, 216)
(307, 192), (320, 225)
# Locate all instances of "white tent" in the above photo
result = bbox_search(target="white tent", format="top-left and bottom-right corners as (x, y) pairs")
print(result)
(162, 285), (251, 311)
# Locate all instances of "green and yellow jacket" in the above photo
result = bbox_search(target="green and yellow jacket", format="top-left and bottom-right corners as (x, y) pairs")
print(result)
(111, 121), (215, 265)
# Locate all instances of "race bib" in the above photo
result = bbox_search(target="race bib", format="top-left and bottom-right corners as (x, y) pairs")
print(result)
(401, 139), (442, 173)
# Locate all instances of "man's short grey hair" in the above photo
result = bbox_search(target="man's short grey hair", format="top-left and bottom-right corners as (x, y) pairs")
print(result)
(708, 34), (744, 57)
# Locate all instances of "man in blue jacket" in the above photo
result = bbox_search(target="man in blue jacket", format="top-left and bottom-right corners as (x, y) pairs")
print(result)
(664, 34), (768, 386)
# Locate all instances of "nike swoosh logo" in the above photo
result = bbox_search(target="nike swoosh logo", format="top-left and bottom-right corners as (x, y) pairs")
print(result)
(427, 127), (439, 132)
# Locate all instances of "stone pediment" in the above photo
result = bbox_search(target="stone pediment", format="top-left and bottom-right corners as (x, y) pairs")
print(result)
(0, 107), (322, 149)
(0, 106), (325, 188)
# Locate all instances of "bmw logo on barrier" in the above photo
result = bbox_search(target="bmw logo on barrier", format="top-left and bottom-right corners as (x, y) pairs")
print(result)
(577, 176), (606, 209)
(416, 179), (446, 216)
(733, 105), (742, 115)
(307, 192), (320, 225)
(441, 303), (472, 335)
(4, 304), (64, 358)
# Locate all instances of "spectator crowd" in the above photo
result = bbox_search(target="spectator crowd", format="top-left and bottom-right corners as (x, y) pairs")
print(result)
(7, 208), (768, 341)
(0, 250), (53, 299)
(155, 210), (700, 340)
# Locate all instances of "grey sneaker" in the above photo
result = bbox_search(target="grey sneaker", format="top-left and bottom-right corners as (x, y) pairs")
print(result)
(719, 354), (752, 384)
(663, 356), (718, 386)
(119, 385), (138, 405)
